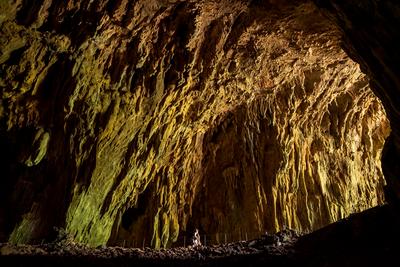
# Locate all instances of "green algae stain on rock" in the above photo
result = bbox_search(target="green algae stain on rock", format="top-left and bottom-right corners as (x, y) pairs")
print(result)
(9, 213), (40, 244)
(65, 185), (115, 247)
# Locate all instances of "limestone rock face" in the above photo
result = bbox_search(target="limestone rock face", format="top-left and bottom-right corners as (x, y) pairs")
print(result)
(0, 0), (389, 247)
(313, 0), (400, 207)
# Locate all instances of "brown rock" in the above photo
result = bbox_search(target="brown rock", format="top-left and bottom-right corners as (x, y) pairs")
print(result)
(0, 0), (390, 249)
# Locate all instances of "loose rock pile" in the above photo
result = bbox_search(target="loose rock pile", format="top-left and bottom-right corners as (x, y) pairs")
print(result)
(0, 229), (300, 266)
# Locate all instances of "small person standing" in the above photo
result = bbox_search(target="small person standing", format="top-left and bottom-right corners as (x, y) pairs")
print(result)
(191, 228), (202, 247)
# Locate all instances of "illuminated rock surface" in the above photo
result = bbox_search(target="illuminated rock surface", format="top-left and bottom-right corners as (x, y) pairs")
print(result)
(0, 0), (390, 248)
(313, 0), (400, 208)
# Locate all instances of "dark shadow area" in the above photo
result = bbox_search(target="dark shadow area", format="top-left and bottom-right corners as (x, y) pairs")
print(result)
(188, 104), (282, 245)
(121, 187), (152, 231)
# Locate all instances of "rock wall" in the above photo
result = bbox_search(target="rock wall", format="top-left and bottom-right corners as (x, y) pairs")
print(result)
(313, 0), (400, 206)
(0, 0), (389, 247)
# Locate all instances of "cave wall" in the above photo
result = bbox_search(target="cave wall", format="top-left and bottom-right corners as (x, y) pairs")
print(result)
(0, 0), (389, 247)
(313, 0), (400, 206)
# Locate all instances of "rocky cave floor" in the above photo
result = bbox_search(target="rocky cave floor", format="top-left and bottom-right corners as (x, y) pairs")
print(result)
(1, 204), (400, 267)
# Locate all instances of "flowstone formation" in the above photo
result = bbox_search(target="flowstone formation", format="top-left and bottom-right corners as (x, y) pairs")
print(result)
(0, 0), (390, 248)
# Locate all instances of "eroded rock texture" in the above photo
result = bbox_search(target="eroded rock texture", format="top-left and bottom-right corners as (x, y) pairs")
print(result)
(0, 0), (389, 248)
(313, 0), (400, 206)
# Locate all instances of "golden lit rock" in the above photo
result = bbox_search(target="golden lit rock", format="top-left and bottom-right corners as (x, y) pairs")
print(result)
(0, 0), (390, 248)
